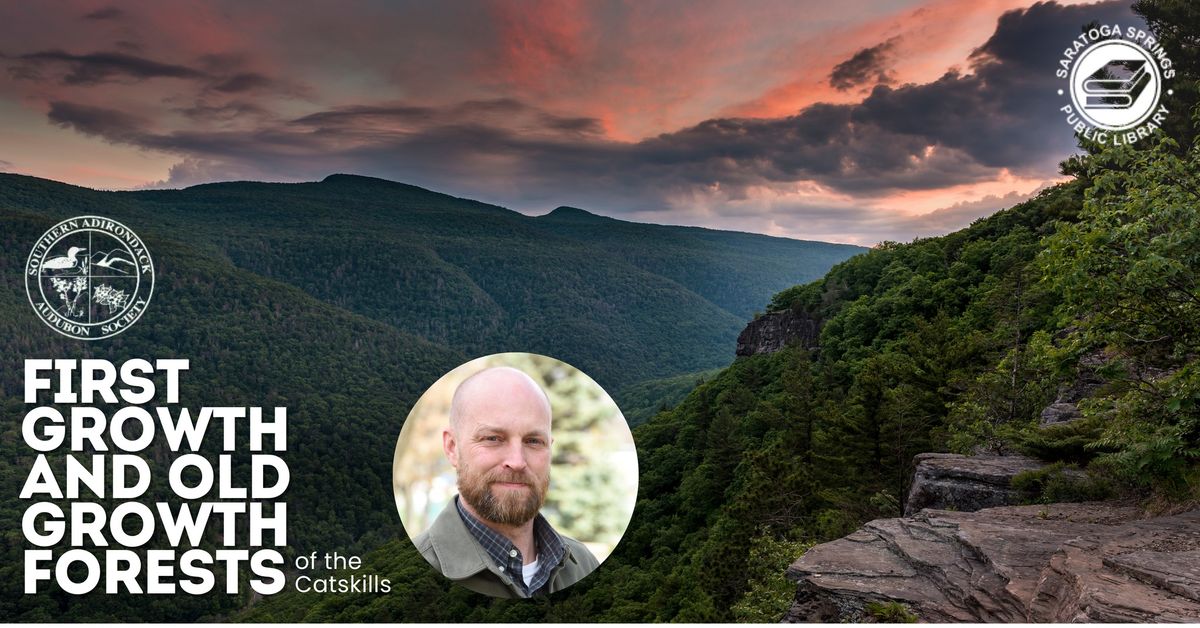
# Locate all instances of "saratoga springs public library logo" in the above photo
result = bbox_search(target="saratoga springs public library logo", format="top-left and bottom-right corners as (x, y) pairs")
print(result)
(25, 216), (154, 340)
(1057, 24), (1175, 145)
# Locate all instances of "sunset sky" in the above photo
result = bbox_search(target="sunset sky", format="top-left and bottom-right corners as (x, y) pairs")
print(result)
(0, 0), (1140, 244)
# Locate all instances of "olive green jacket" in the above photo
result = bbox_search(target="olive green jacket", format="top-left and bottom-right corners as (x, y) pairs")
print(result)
(414, 502), (600, 598)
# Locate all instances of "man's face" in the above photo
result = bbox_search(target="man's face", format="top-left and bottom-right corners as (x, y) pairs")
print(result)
(445, 370), (552, 527)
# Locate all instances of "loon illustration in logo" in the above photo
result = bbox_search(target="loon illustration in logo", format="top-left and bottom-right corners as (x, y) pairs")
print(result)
(25, 216), (154, 340)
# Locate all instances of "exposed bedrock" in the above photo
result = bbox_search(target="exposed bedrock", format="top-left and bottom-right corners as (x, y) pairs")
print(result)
(903, 452), (1075, 516)
(735, 309), (819, 357)
(785, 502), (1200, 622)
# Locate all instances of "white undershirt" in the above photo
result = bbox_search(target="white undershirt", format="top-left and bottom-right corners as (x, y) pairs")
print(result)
(522, 557), (540, 588)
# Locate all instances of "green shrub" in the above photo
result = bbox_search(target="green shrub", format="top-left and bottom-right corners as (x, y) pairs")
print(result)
(865, 601), (918, 623)
(731, 533), (815, 623)
(1011, 463), (1112, 504)
(1019, 417), (1108, 464)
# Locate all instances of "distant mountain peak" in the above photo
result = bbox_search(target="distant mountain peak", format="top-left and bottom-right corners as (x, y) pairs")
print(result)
(320, 173), (419, 188)
(542, 206), (612, 222)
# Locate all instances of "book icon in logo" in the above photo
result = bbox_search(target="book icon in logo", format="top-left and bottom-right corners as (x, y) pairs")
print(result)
(1081, 59), (1150, 109)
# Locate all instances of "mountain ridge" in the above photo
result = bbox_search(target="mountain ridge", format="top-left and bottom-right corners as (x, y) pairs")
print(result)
(0, 172), (864, 389)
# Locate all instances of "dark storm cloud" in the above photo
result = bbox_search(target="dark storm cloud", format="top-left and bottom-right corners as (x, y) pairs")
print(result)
(876, 0), (1138, 169)
(829, 37), (899, 91)
(635, 103), (997, 194)
(14, 50), (208, 85)
(82, 7), (125, 21)
(612, 0), (1139, 196)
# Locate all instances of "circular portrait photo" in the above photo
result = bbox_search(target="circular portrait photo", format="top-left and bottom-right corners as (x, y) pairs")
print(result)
(393, 353), (638, 599)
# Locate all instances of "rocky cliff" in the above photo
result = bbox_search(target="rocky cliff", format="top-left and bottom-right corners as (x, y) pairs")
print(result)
(786, 453), (1200, 623)
(735, 309), (820, 356)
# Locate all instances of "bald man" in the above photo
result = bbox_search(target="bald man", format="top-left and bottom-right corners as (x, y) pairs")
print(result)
(413, 367), (600, 598)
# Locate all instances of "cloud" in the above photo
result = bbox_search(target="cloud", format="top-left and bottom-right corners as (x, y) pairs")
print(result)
(644, 183), (1053, 245)
(211, 72), (272, 93)
(47, 101), (147, 141)
(82, 7), (125, 21)
(3, 0), (1143, 244)
(540, 114), (604, 136)
(479, 0), (588, 94)
(829, 37), (899, 91)
(14, 50), (208, 85)
(289, 104), (437, 128)
(629, 0), (1139, 199)
(287, 98), (604, 140)
(6, 47), (301, 103)
(174, 100), (271, 122)
(634, 104), (999, 196)
(882, 187), (1046, 239)
(138, 157), (271, 189)
(47, 0), (1128, 222)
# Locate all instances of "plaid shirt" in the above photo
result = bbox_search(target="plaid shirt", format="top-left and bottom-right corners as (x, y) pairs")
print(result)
(455, 496), (567, 596)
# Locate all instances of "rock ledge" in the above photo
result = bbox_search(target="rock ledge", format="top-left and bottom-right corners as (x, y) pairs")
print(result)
(785, 502), (1200, 622)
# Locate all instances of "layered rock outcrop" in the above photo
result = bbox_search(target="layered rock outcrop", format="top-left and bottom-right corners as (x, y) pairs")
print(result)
(735, 309), (819, 357)
(785, 503), (1200, 622)
(904, 453), (1047, 515)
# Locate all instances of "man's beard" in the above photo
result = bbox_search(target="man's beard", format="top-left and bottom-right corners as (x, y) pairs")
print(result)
(458, 463), (549, 526)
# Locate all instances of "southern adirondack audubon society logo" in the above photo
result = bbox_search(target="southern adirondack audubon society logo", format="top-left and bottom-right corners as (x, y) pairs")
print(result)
(1057, 25), (1175, 144)
(25, 216), (154, 340)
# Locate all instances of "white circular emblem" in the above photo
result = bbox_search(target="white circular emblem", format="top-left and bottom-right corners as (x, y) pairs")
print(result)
(25, 216), (154, 340)
(1068, 39), (1162, 132)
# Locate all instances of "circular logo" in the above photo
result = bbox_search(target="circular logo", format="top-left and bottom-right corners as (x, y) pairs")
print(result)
(25, 216), (154, 340)
(1068, 39), (1162, 132)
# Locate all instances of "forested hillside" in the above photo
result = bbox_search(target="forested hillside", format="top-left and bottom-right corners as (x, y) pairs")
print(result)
(0, 210), (464, 621)
(615, 369), (722, 427)
(534, 206), (850, 320)
(0, 174), (860, 391)
(241, 174), (1097, 622)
